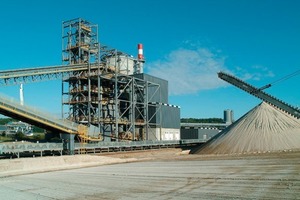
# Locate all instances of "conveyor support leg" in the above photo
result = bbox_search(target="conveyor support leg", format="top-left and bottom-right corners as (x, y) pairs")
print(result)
(60, 133), (75, 155)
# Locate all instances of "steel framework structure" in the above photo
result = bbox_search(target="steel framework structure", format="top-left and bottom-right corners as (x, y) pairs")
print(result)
(61, 18), (161, 142)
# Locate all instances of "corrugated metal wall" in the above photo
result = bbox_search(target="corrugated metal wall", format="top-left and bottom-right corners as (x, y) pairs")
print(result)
(198, 129), (219, 140)
(180, 128), (219, 140)
(133, 73), (168, 104)
(133, 73), (180, 131)
(148, 105), (158, 125)
(148, 105), (180, 129)
(181, 128), (199, 139)
(161, 105), (180, 129)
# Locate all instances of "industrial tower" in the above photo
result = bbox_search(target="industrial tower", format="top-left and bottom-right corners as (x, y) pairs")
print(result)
(61, 18), (180, 143)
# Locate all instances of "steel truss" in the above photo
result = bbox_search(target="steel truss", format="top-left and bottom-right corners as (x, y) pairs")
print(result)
(62, 18), (162, 142)
(0, 64), (102, 86)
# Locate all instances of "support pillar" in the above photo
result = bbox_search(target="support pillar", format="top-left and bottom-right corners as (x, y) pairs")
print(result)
(60, 133), (75, 155)
(103, 125), (112, 142)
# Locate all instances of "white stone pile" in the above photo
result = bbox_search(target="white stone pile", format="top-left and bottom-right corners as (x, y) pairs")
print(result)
(194, 102), (300, 154)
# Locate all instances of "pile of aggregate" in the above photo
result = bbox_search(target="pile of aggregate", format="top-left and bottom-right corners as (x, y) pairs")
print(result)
(193, 102), (300, 154)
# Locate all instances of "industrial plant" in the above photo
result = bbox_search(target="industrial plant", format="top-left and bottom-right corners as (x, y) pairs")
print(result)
(1, 1), (300, 198)
(0, 18), (185, 156)
(0, 18), (300, 158)
(60, 18), (181, 142)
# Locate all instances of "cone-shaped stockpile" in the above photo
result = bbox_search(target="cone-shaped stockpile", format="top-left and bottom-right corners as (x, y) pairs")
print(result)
(193, 102), (300, 154)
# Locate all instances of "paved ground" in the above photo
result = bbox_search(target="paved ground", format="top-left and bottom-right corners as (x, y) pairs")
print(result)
(0, 149), (300, 199)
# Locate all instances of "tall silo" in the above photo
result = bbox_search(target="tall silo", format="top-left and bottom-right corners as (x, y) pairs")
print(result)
(224, 109), (234, 125)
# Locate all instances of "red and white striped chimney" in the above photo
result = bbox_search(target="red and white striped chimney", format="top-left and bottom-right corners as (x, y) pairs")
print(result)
(138, 43), (144, 60)
(135, 43), (144, 74)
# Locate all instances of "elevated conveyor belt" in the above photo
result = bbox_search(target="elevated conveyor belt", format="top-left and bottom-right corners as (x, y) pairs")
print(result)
(218, 71), (300, 119)
(0, 93), (88, 136)
(0, 63), (108, 86)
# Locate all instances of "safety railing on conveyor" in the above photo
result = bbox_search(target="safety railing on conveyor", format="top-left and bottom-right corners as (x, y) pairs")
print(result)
(218, 71), (300, 119)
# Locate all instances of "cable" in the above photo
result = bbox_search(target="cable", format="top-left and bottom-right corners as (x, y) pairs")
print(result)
(259, 68), (300, 91)
(270, 69), (300, 86)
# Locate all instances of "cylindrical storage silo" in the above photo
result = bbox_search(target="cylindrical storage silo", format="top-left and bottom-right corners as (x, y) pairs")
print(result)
(224, 109), (234, 124)
(104, 55), (135, 75)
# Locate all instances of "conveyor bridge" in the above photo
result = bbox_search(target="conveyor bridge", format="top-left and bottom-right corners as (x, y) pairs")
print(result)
(218, 71), (300, 118)
(0, 63), (105, 86)
(0, 93), (90, 137)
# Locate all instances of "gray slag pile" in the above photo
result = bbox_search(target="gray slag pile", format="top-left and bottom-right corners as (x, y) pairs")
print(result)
(193, 102), (300, 154)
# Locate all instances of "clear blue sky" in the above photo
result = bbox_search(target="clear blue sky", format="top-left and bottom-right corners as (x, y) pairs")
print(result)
(0, 0), (299, 120)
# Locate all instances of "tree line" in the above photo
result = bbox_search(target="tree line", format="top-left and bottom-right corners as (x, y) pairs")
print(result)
(181, 118), (224, 123)
(0, 118), (44, 133)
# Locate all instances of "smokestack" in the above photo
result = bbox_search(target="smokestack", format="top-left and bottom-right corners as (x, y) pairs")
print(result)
(20, 84), (24, 106)
(138, 43), (144, 60)
(136, 43), (145, 74)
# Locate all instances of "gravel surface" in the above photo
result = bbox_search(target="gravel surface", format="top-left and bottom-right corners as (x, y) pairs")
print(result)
(0, 149), (299, 200)
(0, 154), (137, 178)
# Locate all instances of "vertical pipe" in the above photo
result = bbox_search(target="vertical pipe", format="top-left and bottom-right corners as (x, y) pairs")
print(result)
(159, 85), (162, 140)
(61, 81), (64, 119)
(20, 84), (24, 106)
(98, 43), (102, 140)
(61, 22), (65, 119)
(88, 50), (91, 126)
(145, 81), (149, 140)
(114, 50), (119, 141)
(78, 20), (81, 64)
(126, 55), (129, 75)
(131, 77), (135, 140)
(68, 24), (71, 64)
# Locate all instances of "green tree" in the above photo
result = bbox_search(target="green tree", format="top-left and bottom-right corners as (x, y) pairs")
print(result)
(1, 131), (5, 137)
(33, 134), (44, 141)
(0, 118), (17, 125)
(181, 118), (224, 123)
(33, 126), (45, 133)
(15, 132), (25, 141)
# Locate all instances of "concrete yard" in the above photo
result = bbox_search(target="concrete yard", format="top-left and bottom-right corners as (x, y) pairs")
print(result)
(0, 149), (300, 199)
